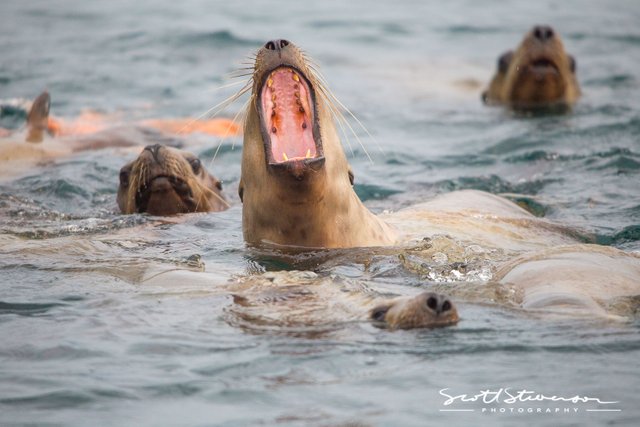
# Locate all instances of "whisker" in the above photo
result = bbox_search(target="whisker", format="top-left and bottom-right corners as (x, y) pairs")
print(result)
(205, 79), (249, 93)
(176, 83), (252, 135)
(207, 96), (250, 167)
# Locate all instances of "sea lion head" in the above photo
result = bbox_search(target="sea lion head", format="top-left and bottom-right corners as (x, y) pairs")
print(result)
(117, 144), (228, 215)
(240, 40), (390, 248)
(483, 25), (579, 109)
(370, 292), (459, 330)
(26, 91), (51, 143)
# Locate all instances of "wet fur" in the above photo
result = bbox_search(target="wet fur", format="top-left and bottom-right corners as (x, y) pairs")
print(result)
(483, 26), (580, 108)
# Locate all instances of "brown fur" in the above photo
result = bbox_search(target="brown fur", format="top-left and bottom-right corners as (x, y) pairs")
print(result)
(117, 145), (228, 216)
(483, 26), (580, 109)
(25, 91), (51, 143)
(240, 40), (396, 248)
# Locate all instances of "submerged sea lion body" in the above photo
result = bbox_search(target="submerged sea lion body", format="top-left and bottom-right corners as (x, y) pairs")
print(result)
(0, 91), (240, 182)
(483, 25), (580, 109)
(238, 40), (639, 323)
(117, 144), (228, 215)
(226, 270), (458, 332)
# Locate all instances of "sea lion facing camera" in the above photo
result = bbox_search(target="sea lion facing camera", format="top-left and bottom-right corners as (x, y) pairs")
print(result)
(117, 144), (228, 215)
(239, 39), (397, 248)
(482, 25), (580, 109)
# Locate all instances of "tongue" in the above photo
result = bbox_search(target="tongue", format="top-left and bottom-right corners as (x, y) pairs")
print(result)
(262, 68), (316, 162)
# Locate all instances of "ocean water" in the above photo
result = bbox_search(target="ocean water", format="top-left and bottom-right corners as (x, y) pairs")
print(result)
(1, 0), (640, 426)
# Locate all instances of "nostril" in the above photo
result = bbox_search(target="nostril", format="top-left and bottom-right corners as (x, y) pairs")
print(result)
(441, 300), (452, 312)
(533, 25), (554, 41)
(279, 39), (290, 48)
(545, 27), (554, 39)
(534, 26), (543, 40)
(426, 296), (438, 311)
(265, 41), (276, 50)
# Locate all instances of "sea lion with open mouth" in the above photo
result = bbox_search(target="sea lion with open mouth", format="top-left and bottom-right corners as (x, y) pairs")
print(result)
(240, 39), (397, 248)
(117, 144), (228, 215)
(482, 25), (580, 109)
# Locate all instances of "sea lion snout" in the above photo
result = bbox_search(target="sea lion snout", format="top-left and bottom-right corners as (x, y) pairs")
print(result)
(370, 292), (459, 330)
(532, 25), (555, 42)
(143, 143), (163, 163)
(425, 293), (454, 316)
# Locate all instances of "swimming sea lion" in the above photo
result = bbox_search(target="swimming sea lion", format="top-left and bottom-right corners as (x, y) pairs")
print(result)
(240, 39), (397, 248)
(482, 25), (580, 109)
(225, 270), (459, 332)
(117, 144), (228, 215)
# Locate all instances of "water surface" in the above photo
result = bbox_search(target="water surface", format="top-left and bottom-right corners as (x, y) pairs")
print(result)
(1, 0), (639, 426)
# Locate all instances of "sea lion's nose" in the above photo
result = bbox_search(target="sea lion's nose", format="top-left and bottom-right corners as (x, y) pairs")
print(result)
(533, 25), (554, 42)
(426, 294), (453, 315)
(264, 39), (290, 51)
(143, 144), (163, 162)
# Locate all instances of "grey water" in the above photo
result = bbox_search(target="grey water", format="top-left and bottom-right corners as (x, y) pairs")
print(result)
(1, 0), (640, 426)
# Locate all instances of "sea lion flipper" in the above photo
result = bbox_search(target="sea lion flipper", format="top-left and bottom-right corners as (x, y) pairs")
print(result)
(25, 91), (50, 143)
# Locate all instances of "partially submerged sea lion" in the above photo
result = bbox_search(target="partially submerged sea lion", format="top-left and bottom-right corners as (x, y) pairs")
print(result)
(0, 91), (230, 182)
(117, 144), (228, 215)
(482, 25), (580, 109)
(240, 39), (397, 248)
(225, 270), (459, 332)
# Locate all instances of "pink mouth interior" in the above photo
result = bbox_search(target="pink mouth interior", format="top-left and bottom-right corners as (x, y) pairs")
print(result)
(261, 67), (316, 163)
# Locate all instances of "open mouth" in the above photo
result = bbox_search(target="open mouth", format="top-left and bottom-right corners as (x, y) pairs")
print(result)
(530, 58), (559, 72)
(259, 66), (323, 166)
(135, 175), (194, 213)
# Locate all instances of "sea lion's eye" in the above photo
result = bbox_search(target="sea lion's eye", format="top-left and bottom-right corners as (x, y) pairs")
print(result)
(569, 55), (576, 73)
(370, 305), (390, 322)
(498, 51), (513, 74)
(119, 169), (130, 187)
(215, 180), (223, 191)
(189, 158), (202, 174)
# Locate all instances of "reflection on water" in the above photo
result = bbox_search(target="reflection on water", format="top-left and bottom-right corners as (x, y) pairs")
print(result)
(1, 0), (640, 426)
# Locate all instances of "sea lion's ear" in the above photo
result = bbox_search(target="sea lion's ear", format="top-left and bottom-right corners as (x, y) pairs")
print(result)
(215, 180), (223, 191)
(370, 304), (390, 323)
(497, 50), (513, 74)
(348, 168), (355, 186)
(238, 181), (244, 202)
(568, 55), (576, 73)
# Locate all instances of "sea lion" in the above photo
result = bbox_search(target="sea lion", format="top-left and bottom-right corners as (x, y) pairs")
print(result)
(225, 270), (459, 332)
(482, 25), (580, 109)
(117, 144), (228, 215)
(240, 39), (397, 248)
